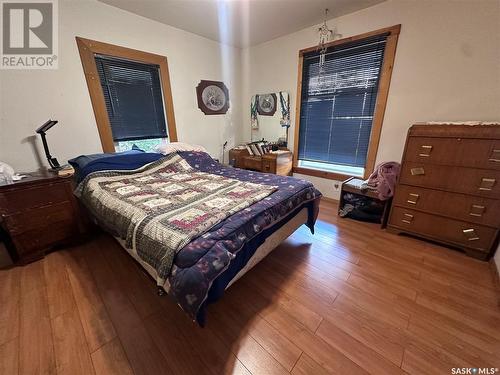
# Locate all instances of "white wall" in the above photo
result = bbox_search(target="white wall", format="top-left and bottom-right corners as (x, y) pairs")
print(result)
(241, 0), (500, 199)
(0, 0), (243, 172)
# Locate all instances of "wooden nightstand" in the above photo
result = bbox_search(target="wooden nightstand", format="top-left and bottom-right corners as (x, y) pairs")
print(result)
(0, 171), (84, 264)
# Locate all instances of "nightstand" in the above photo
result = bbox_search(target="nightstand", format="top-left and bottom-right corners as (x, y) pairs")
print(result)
(338, 177), (392, 228)
(0, 171), (84, 264)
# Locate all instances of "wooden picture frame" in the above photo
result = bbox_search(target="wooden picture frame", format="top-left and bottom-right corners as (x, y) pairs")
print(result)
(196, 80), (230, 115)
(257, 93), (277, 116)
(76, 37), (178, 153)
(292, 24), (401, 180)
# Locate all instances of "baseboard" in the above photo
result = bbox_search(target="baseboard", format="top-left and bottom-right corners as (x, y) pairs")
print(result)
(489, 258), (500, 307)
(320, 196), (339, 205)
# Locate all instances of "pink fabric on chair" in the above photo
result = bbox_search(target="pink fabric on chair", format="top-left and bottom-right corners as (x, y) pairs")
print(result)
(365, 161), (400, 201)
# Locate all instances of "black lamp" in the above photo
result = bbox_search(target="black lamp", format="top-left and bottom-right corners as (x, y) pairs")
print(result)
(36, 119), (61, 170)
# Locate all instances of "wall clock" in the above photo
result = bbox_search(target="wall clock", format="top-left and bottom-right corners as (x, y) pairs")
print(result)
(257, 93), (277, 116)
(196, 80), (230, 115)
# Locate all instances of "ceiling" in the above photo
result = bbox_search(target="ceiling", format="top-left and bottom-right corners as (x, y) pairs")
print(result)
(98, 0), (386, 48)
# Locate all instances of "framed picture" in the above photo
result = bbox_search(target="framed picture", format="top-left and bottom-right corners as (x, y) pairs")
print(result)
(257, 93), (277, 116)
(196, 80), (230, 115)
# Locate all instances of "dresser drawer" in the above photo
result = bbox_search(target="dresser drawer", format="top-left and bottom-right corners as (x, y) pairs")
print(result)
(262, 160), (273, 173)
(405, 136), (500, 169)
(3, 201), (74, 235)
(12, 220), (77, 256)
(0, 181), (69, 214)
(393, 185), (500, 227)
(400, 162), (500, 198)
(389, 207), (497, 252)
(244, 156), (263, 171)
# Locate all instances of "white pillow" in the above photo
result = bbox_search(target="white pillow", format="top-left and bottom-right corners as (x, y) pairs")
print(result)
(155, 142), (207, 155)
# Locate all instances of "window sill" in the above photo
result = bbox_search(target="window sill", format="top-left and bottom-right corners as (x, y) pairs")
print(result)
(293, 166), (356, 181)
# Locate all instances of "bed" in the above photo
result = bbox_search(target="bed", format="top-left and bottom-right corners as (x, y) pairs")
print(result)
(72, 149), (321, 325)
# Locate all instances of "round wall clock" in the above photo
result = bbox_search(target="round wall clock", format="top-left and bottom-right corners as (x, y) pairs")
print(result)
(257, 93), (277, 116)
(196, 80), (230, 115)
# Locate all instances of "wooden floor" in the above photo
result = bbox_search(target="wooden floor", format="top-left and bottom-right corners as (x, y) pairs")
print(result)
(1, 200), (499, 375)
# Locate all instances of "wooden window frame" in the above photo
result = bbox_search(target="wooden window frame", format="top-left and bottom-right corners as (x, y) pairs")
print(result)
(292, 24), (401, 180)
(76, 37), (178, 152)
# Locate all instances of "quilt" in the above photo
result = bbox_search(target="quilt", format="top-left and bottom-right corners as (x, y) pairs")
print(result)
(75, 153), (277, 280)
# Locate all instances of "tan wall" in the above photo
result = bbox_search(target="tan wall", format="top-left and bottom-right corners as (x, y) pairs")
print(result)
(0, 0), (243, 172)
(241, 0), (500, 199)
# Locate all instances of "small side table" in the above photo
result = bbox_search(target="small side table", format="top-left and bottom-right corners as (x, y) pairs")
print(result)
(0, 171), (85, 264)
(338, 177), (392, 228)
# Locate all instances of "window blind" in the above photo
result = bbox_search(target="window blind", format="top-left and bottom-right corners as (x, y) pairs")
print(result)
(298, 34), (387, 168)
(95, 55), (168, 142)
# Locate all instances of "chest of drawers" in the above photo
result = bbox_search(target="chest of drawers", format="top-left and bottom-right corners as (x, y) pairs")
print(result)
(0, 172), (84, 264)
(387, 123), (500, 260)
(228, 148), (293, 176)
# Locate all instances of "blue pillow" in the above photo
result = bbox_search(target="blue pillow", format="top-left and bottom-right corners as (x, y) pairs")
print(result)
(69, 147), (164, 182)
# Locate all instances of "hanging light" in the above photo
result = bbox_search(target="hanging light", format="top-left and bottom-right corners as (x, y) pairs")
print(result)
(317, 8), (333, 84)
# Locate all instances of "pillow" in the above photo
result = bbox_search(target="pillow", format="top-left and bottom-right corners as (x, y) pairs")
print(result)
(155, 142), (207, 155)
(69, 146), (145, 172)
(68, 146), (168, 182)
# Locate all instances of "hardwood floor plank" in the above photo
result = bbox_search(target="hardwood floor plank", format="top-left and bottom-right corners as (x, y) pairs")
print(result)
(51, 308), (95, 375)
(262, 305), (369, 375)
(407, 317), (498, 368)
(0, 266), (20, 346)
(65, 252), (116, 353)
(262, 250), (410, 329)
(248, 257), (338, 318)
(415, 291), (500, 340)
(209, 286), (302, 373)
(20, 260), (45, 292)
(402, 343), (462, 375)
(238, 276), (323, 332)
(291, 353), (330, 375)
(98, 236), (162, 319)
(395, 296), (500, 354)
(19, 285), (56, 374)
(231, 333), (290, 375)
(44, 252), (75, 319)
(144, 312), (212, 375)
(91, 338), (134, 375)
(0, 338), (18, 375)
(346, 272), (418, 302)
(316, 318), (405, 375)
(158, 295), (252, 375)
(83, 243), (174, 375)
(322, 304), (405, 366)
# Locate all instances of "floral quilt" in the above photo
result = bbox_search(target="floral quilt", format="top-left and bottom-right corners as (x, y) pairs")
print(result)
(75, 153), (277, 280)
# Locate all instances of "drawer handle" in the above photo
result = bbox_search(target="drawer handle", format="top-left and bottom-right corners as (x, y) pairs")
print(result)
(489, 149), (500, 162)
(479, 178), (496, 191)
(462, 228), (480, 241)
(410, 167), (425, 176)
(469, 204), (485, 217)
(418, 145), (433, 157)
(402, 213), (414, 224)
(407, 193), (419, 205)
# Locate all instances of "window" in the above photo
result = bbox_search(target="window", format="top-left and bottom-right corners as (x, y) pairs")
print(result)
(95, 55), (168, 151)
(76, 37), (177, 152)
(293, 25), (400, 179)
